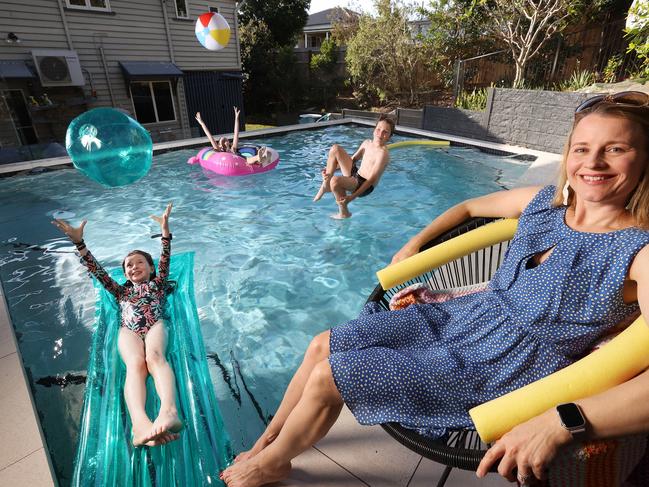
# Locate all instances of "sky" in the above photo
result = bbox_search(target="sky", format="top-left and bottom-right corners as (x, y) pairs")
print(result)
(308, 0), (376, 14)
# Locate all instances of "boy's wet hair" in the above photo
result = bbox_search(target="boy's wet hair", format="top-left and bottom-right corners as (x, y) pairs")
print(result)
(376, 114), (395, 136)
(122, 250), (156, 282)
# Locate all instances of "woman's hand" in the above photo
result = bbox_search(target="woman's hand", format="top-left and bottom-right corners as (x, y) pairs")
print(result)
(391, 240), (420, 264)
(195, 112), (204, 124)
(52, 218), (87, 244)
(476, 408), (572, 484)
(233, 106), (240, 118)
(150, 203), (173, 237)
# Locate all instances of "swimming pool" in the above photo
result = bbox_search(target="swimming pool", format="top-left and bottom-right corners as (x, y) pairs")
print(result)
(0, 124), (530, 483)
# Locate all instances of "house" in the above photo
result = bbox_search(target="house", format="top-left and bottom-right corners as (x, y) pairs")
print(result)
(296, 7), (358, 50)
(0, 0), (243, 164)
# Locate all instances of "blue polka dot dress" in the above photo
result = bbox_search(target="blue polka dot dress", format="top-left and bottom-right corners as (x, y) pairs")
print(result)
(329, 186), (649, 438)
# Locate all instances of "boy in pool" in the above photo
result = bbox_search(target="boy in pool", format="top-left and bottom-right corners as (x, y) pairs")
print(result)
(195, 108), (271, 166)
(313, 114), (394, 219)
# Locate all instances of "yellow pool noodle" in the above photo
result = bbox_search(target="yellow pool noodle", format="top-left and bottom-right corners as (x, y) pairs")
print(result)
(387, 140), (450, 150)
(376, 218), (519, 290)
(470, 317), (649, 443)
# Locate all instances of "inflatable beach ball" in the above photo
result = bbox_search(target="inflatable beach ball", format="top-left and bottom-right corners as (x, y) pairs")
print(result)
(195, 12), (230, 51)
(66, 108), (152, 187)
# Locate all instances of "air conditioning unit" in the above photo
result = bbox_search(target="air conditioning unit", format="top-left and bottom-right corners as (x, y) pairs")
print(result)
(31, 49), (85, 87)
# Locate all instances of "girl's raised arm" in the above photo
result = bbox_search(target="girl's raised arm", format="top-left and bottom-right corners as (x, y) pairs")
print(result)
(52, 218), (123, 297)
(150, 203), (173, 279)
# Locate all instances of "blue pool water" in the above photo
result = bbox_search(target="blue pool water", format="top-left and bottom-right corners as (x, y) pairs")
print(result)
(0, 124), (530, 483)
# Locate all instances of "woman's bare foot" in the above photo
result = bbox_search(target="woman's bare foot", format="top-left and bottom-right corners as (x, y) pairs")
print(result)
(234, 432), (277, 463)
(132, 418), (156, 446)
(220, 456), (291, 487)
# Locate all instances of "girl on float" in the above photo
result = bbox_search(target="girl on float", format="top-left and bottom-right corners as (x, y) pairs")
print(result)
(195, 107), (271, 165)
(52, 203), (183, 447)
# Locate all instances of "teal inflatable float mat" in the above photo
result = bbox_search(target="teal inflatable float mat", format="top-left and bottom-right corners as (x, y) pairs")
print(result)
(72, 251), (232, 486)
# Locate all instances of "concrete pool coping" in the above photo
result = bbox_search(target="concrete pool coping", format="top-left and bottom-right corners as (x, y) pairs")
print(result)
(0, 119), (560, 486)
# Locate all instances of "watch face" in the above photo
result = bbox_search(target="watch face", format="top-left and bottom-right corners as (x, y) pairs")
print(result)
(557, 403), (585, 428)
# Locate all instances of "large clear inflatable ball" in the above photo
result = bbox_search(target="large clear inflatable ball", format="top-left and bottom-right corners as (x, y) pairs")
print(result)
(65, 108), (153, 187)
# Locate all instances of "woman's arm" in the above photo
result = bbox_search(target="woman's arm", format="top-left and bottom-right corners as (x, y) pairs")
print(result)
(195, 112), (219, 151)
(232, 107), (240, 152)
(391, 186), (542, 263)
(51, 218), (123, 297)
(150, 203), (172, 280)
(476, 244), (649, 482)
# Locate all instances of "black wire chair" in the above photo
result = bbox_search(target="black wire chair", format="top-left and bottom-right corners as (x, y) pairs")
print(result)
(366, 217), (510, 487)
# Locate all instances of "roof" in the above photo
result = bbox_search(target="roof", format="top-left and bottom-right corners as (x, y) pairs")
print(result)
(118, 61), (183, 80)
(0, 60), (35, 79)
(306, 7), (359, 27)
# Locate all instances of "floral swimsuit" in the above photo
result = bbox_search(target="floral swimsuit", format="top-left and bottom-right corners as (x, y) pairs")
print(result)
(81, 238), (171, 340)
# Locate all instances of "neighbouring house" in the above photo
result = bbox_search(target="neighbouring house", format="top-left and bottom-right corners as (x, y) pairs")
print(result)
(0, 0), (243, 165)
(294, 7), (358, 81)
(296, 7), (358, 50)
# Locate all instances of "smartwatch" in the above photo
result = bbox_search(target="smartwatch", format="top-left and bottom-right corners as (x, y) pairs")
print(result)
(556, 402), (587, 439)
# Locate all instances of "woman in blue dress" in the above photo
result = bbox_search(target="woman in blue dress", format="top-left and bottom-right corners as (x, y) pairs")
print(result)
(221, 92), (649, 487)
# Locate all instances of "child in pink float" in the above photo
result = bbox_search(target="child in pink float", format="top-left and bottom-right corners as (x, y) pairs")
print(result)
(195, 107), (271, 166)
(52, 203), (183, 447)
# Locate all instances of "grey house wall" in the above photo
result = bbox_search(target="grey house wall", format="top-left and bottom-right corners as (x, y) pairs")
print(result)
(423, 88), (593, 154)
(0, 0), (242, 151)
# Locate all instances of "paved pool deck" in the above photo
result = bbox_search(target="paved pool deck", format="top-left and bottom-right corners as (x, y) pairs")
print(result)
(0, 120), (561, 486)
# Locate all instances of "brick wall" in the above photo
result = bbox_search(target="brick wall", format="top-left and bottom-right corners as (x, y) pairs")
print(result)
(422, 88), (593, 154)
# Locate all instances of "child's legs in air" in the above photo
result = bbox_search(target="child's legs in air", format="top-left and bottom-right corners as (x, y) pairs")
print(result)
(145, 321), (183, 436)
(117, 327), (154, 445)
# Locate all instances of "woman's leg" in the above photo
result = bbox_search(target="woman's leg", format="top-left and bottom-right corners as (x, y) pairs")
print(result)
(118, 328), (155, 446)
(313, 145), (354, 202)
(222, 359), (343, 487)
(144, 321), (183, 440)
(235, 330), (331, 462)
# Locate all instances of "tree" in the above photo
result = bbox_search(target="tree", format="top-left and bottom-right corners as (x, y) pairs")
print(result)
(419, 0), (499, 88)
(477, 0), (576, 88)
(239, 19), (303, 113)
(625, 0), (649, 78)
(344, 0), (437, 105)
(239, 0), (309, 46)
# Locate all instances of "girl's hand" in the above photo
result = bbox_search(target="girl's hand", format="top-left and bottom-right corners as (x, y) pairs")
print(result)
(52, 218), (87, 244)
(150, 203), (173, 236)
(233, 106), (240, 119)
(195, 112), (203, 123)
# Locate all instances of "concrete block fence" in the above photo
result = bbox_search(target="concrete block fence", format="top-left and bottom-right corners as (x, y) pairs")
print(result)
(343, 89), (599, 154)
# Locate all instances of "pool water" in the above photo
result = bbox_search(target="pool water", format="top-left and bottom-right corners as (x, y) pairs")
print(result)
(0, 124), (529, 483)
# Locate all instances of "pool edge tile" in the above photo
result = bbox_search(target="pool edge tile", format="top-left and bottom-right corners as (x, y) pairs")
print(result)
(0, 286), (58, 485)
(0, 447), (55, 487)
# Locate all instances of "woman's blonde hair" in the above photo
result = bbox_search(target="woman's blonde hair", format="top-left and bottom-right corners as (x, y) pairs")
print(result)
(552, 101), (649, 229)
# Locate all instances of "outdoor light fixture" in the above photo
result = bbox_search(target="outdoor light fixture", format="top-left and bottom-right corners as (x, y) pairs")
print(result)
(6, 32), (21, 44)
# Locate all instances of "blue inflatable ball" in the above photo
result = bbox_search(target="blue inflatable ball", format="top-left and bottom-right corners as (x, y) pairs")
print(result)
(65, 108), (153, 187)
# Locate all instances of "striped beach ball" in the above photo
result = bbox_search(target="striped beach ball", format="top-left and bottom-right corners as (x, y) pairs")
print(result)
(195, 12), (231, 51)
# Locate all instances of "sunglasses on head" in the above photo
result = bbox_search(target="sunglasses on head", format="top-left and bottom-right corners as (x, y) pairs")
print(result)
(575, 91), (649, 113)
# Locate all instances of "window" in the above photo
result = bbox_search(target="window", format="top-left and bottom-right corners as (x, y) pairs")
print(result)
(66, 0), (110, 11)
(175, 0), (189, 18)
(130, 81), (176, 124)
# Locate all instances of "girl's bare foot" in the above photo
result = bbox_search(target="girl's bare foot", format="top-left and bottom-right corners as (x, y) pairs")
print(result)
(132, 419), (156, 446)
(220, 456), (291, 487)
(234, 432), (277, 463)
(144, 431), (180, 447)
(151, 408), (183, 436)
